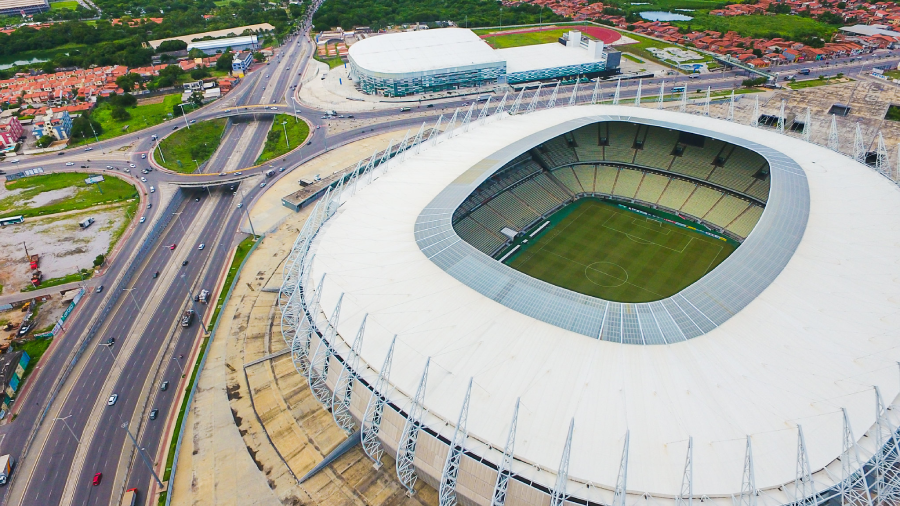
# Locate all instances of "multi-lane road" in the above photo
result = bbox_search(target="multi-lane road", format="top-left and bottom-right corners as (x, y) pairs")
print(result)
(0, 24), (899, 506)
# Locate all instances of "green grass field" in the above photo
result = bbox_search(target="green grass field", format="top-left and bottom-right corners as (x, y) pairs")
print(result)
(156, 118), (227, 173)
(70, 93), (184, 147)
(255, 114), (310, 165)
(0, 172), (138, 219)
(50, 1), (79, 9)
(507, 199), (735, 303)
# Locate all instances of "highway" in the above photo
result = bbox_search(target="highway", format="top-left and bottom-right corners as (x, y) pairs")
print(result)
(0, 18), (898, 506)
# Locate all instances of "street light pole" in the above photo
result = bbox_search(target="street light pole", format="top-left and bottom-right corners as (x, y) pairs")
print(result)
(178, 103), (191, 129)
(121, 288), (141, 314)
(172, 212), (187, 234)
(240, 190), (257, 237)
(193, 159), (200, 172)
(122, 422), (164, 487)
(54, 415), (80, 443)
(172, 355), (184, 374)
(156, 141), (166, 164)
(281, 120), (290, 149)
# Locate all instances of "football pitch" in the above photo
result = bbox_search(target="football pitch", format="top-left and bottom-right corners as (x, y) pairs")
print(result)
(507, 199), (737, 303)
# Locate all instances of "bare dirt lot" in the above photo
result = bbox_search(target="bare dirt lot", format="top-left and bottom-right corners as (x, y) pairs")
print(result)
(0, 204), (132, 294)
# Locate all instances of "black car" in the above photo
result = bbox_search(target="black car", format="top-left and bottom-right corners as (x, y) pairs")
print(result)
(106, 337), (115, 346)
(182, 260), (188, 266)
(149, 408), (159, 421)
(160, 381), (169, 391)
(153, 271), (159, 278)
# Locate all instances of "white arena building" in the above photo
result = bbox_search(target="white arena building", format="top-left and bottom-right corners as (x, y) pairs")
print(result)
(278, 102), (900, 506)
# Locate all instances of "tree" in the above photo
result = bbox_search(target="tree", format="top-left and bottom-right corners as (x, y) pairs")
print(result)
(110, 105), (131, 121)
(157, 39), (188, 52)
(188, 48), (206, 59)
(252, 51), (265, 62)
(71, 114), (102, 139)
(108, 92), (137, 108)
(93, 254), (105, 267)
(742, 77), (767, 87)
(190, 66), (210, 80)
(752, 48), (763, 57)
(216, 51), (234, 72)
(36, 135), (54, 148)
(189, 90), (203, 107)
(115, 73), (141, 92)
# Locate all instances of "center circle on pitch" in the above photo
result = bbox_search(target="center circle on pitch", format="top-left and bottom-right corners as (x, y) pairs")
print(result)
(585, 261), (628, 287)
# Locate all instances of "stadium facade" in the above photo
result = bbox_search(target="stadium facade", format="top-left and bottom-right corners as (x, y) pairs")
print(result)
(347, 28), (620, 97)
(279, 103), (900, 506)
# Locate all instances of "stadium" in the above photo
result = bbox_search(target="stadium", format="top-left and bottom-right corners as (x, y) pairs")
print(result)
(278, 102), (900, 506)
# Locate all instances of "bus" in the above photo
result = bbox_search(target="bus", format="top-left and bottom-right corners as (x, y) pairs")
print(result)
(0, 216), (24, 226)
(671, 85), (686, 93)
(120, 488), (137, 506)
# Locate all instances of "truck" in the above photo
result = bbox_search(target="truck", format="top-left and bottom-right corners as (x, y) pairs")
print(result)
(199, 289), (210, 303)
(29, 254), (38, 270)
(79, 217), (94, 229)
(181, 309), (194, 328)
(0, 454), (16, 485)
(120, 488), (137, 506)
(799, 68), (811, 75)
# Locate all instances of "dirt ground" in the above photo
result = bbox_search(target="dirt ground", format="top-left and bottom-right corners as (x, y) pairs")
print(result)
(137, 94), (167, 106)
(0, 204), (131, 294)
(0, 291), (70, 346)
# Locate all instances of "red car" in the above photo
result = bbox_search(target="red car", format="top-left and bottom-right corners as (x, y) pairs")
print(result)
(169, 244), (176, 250)
(92, 472), (102, 486)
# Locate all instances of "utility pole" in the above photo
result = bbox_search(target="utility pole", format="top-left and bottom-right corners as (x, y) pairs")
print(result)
(282, 120), (290, 148)
(178, 103), (191, 129)
(240, 190), (257, 237)
(55, 415), (80, 443)
(23, 242), (28, 261)
(122, 422), (163, 487)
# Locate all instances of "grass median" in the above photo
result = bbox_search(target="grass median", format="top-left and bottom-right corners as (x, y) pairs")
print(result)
(255, 114), (310, 165)
(0, 172), (138, 220)
(160, 235), (257, 499)
(156, 119), (227, 174)
(16, 337), (53, 385)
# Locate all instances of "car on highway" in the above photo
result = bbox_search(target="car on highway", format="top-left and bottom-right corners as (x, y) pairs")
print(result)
(142, 169), (149, 174)
(153, 271), (158, 278)
(237, 202), (243, 208)
(182, 260), (188, 266)
(279, 167), (285, 172)
(260, 182), (266, 188)
(150, 186), (155, 193)
(139, 217), (145, 224)
(190, 120), (196, 124)
(93, 473), (102, 486)
(141, 153), (146, 159)
(95, 285), (103, 293)
(140, 177), (147, 182)
(85, 147), (93, 151)
(65, 162), (74, 166)
(269, 107), (278, 110)
(149, 409), (159, 421)
(265, 74), (269, 78)
(160, 381), (169, 391)
(106, 337), (115, 346)
(173, 126), (178, 130)
(147, 203), (152, 209)
(169, 243), (176, 250)
(236, 171), (242, 175)
(107, 394), (117, 406)
(198, 243), (205, 250)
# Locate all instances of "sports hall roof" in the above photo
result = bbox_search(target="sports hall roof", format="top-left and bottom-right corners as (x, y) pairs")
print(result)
(308, 106), (900, 499)
(347, 28), (505, 78)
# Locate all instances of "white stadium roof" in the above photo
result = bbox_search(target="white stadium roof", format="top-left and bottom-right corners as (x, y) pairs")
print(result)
(347, 27), (505, 78)
(305, 106), (900, 501)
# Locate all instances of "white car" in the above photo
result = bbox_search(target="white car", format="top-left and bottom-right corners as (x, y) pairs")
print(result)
(260, 182), (266, 188)
(106, 165), (112, 169)
(107, 394), (118, 406)
(65, 162), (74, 166)
(129, 163), (135, 168)
(150, 186), (155, 193)
(198, 243), (205, 250)
(237, 202), (243, 208)
(140, 177), (147, 182)
(139, 216), (145, 223)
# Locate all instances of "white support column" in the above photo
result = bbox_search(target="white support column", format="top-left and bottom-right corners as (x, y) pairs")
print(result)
(657, 80), (665, 110)
(613, 79), (621, 105)
(853, 123), (866, 164)
(438, 378), (473, 506)
(676, 437), (693, 506)
(612, 431), (630, 506)
(704, 86), (710, 117)
(568, 79), (579, 107)
(634, 79), (642, 106)
(546, 81), (561, 109)
(375, 138), (394, 181)
(873, 386), (900, 506)
(591, 78), (601, 105)
(396, 357), (431, 496)
(509, 89), (525, 115)
(412, 122), (426, 154)
(427, 115), (444, 146)
(549, 419), (574, 506)
(777, 100), (785, 134)
(795, 425), (816, 506)
(308, 293), (343, 409)
(331, 314), (366, 434)
(461, 102), (476, 132)
(726, 90), (735, 121)
(751, 96), (759, 127)
(828, 115), (840, 152)
(361, 335), (396, 468)
(739, 436), (756, 506)
(526, 83), (543, 114)
(309, 272), (326, 330)
(478, 97), (492, 125)
(490, 399), (520, 506)
(395, 129), (411, 164)
(803, 107), (811, 143)
(875, 132), (889, 176)
(445, 108), (460, 139)
(841, 407), (874, 506)
(494, 91), (509, 117)
(680, 86), (687, 113)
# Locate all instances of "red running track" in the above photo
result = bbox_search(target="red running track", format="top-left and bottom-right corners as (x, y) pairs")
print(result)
(480, 25), (622, 44)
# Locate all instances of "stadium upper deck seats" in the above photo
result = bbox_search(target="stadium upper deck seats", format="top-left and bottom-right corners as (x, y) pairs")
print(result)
(634, 173), (669, 204)
(489, 192), (540, 229)
(572, 124), (604, 161)
(680, 186), (723, 218)
(726, 205), (764, 238)
(704, 194), (751, 229)
(595, 165), (619, 194)
(455, 216), (506, 254)
(573, 165), (596, 192)
(634, 127), (678, 170)
(540, 137), (579, 167)
(604, 122), (638, 163)
(612, 169), (643, 199)
(553, 167), (585, 194)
